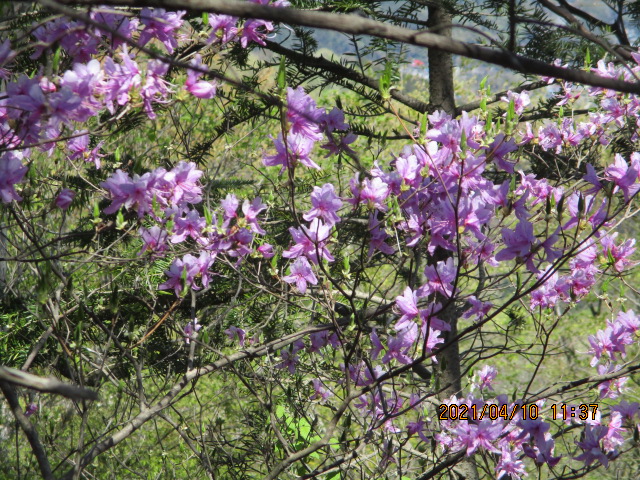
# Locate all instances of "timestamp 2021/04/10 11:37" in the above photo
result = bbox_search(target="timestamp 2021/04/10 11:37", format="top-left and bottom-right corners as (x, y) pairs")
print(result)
(438, 403), (600, 421)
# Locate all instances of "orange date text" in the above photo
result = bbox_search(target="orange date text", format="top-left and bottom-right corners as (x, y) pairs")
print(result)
(438, 403), (540, 421)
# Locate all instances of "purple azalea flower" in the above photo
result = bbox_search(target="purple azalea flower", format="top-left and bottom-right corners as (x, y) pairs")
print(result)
(138, 226), (169, 256)
(91, 11), (139, 49)
(138, 8), (185, 53)
(61, 60), (104, 121)
(101, 169), (160, 217)
(308, 330), (339, 352)
(420, 257), (457, 298)
(242, 197), (267, 234)
(600, 233), (636, 273)
(183, 317), (202, 344)
(283, 218), (334, 264)
(263, 133), (319, 172)
(574, 424), (611, 467)
(452, 418), (502, 456)
(603, 153), (640, 202)
(501, 90), (530, 115)
(463, 295), (493, 321)
(382, 322), (417, 365)
(367, 214), (395, 258)
(611, 400), (640, 420)
(240, 19), (274, 48)
(46, 86), (82, 130)
(286, 86), (324, 140)
(596, 364), (628, 399)
(488, 134), (518, 173)
(224, 325), (247, 346)
(161, 161), (204, 207)
(195, 251), (216, 289)
(369, 328), (384, 360)
(142, 60), (172, 118)
(276, 346), (299, 374)
(321, 107), (349, 133)
(309, 378), (332, 401)
(208, 14), (238, 44)
(221, 193), (239, 222)
(395, 286), (420, 324)
(184, 55), (217, 99)
(171, 209), (206, 243)
(55, 188), (75, 210)
(321, 131), (357, 157)
(101, 47), (141, 113)
(495, 220), (537, 268)
(159, 254), (201, 295)
(359, 177), (389, 211)
(303, 183), (342, 225)
(24, 403), (38, 417)
(0, 39), (16, 79)
(0, 151), (28, 203)
(496, 446), (527, 480)
(257, 243), (275, 258)
(67, 130), (104, 169)
(283, 257), (317, 294)
(476, 365), (497, 390)
(31, 18), (98, 62)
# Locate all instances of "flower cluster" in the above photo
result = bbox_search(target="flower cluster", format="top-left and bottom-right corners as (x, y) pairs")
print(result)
(263, 86), (355, 173)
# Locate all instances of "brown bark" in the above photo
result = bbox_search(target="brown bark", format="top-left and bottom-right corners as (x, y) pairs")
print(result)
(426, 1), (455, 115)
(426, 3), (476, 478)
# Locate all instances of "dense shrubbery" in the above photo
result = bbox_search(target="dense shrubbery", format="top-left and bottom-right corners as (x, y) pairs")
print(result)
(3, 1), (640, 479)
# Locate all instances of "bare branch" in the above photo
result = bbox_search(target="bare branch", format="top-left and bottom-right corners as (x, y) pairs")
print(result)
(264, 41), (432, 114)
(58, 319), (349, 479)
(0, 366), (98, 401)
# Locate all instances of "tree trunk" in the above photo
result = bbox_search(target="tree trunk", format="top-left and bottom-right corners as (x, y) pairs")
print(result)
(427, 1), (456, 115)
(427, 3), (478, 479)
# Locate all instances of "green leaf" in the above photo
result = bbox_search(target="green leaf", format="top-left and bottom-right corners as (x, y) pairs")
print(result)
(584, 47), (591, 68)
(116, 209), (126, 230)
(379, 61), (393, 101)
(52, 47), (61, 73)
(277, 55), (286, 92)
(204, 207), (213, 226)
(180, 265), (189, 297)
(506, 99), (516, 123)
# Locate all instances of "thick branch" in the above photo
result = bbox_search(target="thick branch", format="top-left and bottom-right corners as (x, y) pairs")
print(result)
(0, 366), (98, 401)
(0, 381), (54, 480)
(45, 0), (640, 95)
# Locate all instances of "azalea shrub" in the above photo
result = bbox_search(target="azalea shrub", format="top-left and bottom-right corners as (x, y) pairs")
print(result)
(2, 2), (640, 480)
